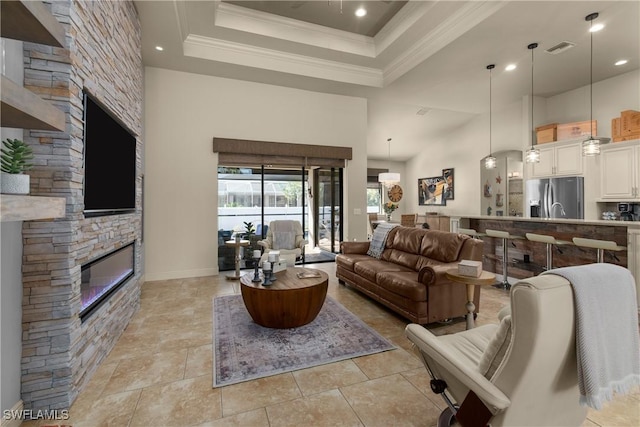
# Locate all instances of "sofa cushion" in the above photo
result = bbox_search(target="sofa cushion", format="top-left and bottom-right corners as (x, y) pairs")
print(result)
(353, 260), (412, 283)
(387, 227), (426, 253)
(376, 271), (428, 301)
(335, 253), (372, 272)
(386, 249), (425, 272)
(420, 230), (467, 263)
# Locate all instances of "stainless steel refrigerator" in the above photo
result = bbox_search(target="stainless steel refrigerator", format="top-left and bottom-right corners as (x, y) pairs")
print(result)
(526, 176), (584, 219)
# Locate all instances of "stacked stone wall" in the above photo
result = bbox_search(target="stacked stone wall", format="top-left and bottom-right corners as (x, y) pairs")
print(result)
(20, 0), (143, 410)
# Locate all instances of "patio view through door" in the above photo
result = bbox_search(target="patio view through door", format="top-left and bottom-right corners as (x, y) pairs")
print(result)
(217, 165), (343, 271)
(313, 168), (343, 256)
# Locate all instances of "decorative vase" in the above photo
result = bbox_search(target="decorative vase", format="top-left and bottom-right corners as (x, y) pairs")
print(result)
(0, 172), (30, 195)
(386, 213), (392, 222)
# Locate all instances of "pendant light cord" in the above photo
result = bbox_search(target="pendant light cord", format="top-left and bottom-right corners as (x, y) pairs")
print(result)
(589, 18), (594, 136)
(487, 64), (495, 155)
(489, 67), (492, 153)
(528, 43), (538, 149)
(531, 46), (534, 147)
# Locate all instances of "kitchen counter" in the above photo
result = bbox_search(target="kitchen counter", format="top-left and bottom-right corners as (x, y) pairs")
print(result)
(451, 215), (640, 306)
(452, 214), (640, 228)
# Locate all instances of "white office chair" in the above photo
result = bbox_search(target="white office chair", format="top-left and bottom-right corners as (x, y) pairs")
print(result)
(405, 264), (639, 427)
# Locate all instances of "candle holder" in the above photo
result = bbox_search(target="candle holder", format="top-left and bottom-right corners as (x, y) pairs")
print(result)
(262, 269), (273, 286)
(251, 254), (261, 282)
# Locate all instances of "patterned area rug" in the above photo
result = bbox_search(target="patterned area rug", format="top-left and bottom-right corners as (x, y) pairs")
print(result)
(213, 294), (396, 387)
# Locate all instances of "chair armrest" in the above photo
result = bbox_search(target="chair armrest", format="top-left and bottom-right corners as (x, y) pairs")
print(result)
(257, 240), (270, 249)
(340, 241), (370, 254)
(405, 324), (511, 413)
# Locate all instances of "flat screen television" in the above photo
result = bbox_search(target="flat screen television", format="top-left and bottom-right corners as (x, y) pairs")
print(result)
(83, 92), (137, 216)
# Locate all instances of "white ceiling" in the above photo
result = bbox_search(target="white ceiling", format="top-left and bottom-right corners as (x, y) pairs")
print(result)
(135, 0), (640, 162)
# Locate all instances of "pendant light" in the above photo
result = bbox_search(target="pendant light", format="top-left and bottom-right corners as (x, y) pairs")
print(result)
(378, 138), (400, 188)
(485, 64), (497, 169)
(525, 43), (540, 163)
(582, 12), (610, 156)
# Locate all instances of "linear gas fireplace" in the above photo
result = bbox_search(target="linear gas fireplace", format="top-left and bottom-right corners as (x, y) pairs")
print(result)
(80, 242), (135, 322)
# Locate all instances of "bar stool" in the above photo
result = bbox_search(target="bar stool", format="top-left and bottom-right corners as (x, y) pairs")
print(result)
(525, 233), (572, 271)
(572, 238), (625, 263)
(458, 228), (486, 240)
(485, 229), (524, 290)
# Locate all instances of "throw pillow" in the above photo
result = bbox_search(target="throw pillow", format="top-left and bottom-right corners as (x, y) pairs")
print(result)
(477, 315), (512, 380)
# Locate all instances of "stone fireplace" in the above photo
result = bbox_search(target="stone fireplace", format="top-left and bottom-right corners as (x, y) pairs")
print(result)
(80, 242), (135, 322)
(18, 0), (143, 410)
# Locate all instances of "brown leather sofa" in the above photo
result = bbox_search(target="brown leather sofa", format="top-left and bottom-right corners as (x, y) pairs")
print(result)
(336, 227), (484, 324)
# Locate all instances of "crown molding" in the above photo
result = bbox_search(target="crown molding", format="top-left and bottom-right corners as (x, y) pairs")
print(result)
(383, 1), (507, 85)
(173, 0), (189, 41)
(214, 2), (376, 58)
(374, 1), (437, 56)
(183, 34), (383, 87)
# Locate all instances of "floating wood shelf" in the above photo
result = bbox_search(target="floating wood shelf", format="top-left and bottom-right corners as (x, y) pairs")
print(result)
(1, 75), (66, 131)
(1, 195), (65, 222)
(1, 0), (65, 47)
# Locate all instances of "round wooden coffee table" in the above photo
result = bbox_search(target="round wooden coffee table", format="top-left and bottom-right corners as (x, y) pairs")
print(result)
(240, 268), (329, 328)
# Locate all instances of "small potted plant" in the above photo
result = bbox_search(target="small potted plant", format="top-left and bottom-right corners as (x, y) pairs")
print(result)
(1, 138), (33, 195)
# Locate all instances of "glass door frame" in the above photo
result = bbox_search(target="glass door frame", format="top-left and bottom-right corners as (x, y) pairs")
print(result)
(312, 167), (344, 254)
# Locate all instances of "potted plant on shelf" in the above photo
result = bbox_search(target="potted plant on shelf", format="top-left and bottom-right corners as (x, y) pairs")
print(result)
(1, 138), (33, 195)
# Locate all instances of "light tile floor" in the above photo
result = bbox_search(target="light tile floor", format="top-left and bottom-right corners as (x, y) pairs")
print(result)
(21, 263), (639, 427)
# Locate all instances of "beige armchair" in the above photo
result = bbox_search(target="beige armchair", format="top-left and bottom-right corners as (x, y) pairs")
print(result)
(406, 272), (589, 427)
(257, 220), (307, 265)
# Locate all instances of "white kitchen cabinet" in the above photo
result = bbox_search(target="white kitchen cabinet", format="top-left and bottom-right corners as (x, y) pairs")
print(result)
(529, 141), (583, 178)
(600, 141), (640, 200)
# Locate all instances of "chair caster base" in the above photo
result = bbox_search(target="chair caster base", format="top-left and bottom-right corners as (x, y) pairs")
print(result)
(492, 282), (511, 290)
(437, 407), (457, 427)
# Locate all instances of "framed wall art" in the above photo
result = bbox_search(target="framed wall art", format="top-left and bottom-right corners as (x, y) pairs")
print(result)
(442, 168), (454, 200)
(418, 176), (447, 206)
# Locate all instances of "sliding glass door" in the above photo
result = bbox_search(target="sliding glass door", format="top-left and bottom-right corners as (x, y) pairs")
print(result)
(313, 168), (343, 255)
(218, 166), (309, 271)
(217, 164), (343, 271)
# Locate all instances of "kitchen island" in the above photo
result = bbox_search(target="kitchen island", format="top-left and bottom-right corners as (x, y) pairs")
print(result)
(451, 215), (640, 305)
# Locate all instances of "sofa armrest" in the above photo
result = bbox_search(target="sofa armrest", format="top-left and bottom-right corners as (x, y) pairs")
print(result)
(418, 266), (436, 285)
(419, 265), (458, 286)
(340, 241), (370, 254)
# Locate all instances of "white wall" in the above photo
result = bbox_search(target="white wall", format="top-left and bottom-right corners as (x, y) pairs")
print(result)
(405, 100), (523, 216)
(546, 69), (640, 135)
(144, 67), (367, 280)
(0, 222), (23, 413)
(367, 159), (406, 218)
(1, 37), (25, 415)
(403, 70), (638, 220)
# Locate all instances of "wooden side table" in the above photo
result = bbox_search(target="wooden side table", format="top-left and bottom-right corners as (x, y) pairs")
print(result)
(225, 239), (250, 280)
(445, 269), (496, 329)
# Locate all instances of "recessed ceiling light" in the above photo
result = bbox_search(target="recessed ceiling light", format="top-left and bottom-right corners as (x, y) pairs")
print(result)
(589, 23), (604, 32)
(505, 64), (517, 71)
(615, 59), (628, 66)
(155, 46), (164, 51)
(355, 7), (367, 17)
